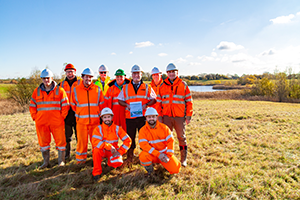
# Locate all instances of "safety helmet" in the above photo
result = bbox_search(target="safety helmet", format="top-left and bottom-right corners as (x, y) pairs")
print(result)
(81, 67), (94, 77)
(40, 69), (53, 78)
(101, 107), (114, 117)
(145, 107), (158, 116)
(131, 65), (143, 73)
(115, 69), (126, 76)
(98, 65), (108, 72)
(166, 63), (178, 72)
(151, 67), (162, 75)
(64, 63), (76, 71)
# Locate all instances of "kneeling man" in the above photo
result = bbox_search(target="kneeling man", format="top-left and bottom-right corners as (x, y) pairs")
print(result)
(92, 107), (132, 182)
(139, 107), (181, 176)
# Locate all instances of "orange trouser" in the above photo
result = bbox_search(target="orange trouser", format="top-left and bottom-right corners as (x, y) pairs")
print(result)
(35, 122), (66, 152)
(139, 151), (181, 174)
(92, 148), (123, 176)
(76, 123), (98, 162)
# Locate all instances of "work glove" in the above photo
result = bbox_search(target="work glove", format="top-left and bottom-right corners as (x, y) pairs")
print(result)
(111, 146), (117, 154)
(158, 153), (169, 163)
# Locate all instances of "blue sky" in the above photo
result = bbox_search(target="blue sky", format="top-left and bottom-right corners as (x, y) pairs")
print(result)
(1, 0), (300, 79)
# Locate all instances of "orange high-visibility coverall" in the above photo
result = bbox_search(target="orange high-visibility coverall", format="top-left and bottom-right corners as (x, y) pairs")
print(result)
(138, 121), (181, 174)
(91, 123), (131, 176)
(70, 82), (104, 162)
(104, 78), (130, 131)
(60, 78), (81, 101)
(149, 79), (163, 113)
(29, 82), (69, 152)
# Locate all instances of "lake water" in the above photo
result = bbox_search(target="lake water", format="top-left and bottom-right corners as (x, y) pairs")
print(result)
(189, 85), (224, 92)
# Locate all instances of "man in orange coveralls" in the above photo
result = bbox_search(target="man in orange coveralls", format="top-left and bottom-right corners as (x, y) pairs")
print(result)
(139, 107), (181, 176)
(70, 67), (104, 164)
(29, 68), (69, 168)
(104, 69), (130, 131)
(149, 67), (163, 111)
(91, 107), (132, 182)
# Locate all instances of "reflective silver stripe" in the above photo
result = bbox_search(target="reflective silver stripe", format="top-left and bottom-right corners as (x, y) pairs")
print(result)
(99, 101), (104, 105)
(56, 86), (59, 95)
(149, 139), (167, 144)
(110, 157), (123, 163)
(126, 96), (147, 100)
(98, 126), (103, 137)
(76, 151), (87, 155)
(37, 107), (61, 111)
(75, 114), (99, 118)
(148, 147), (155, 154)
(141, 161), (152, 165)
(121, 144), (129, 150)
(61, 80), (65, 88)
(61, 97), (68, 103)
(185, 93), (191, 98)
(62, 103), (69, 107)
(125, 84), (129, 100)
(96, 141), (103, 148)
(162, 95), (169, 98)
(66, 91), (71, 93)
(70, 102), (75, 106)
(185, 99), (192, 102)
(37, 88), (41, 96)
(97, 87), (101, 104)
(116, 126), (119, 135)
(139, 139), (148, 143)
(40, 146), (50, 151)
(112, 102), (119, 105)
(156, 99), (162, 103)
(162, 101), (169, 104)
(30, 104), (36, 107)
(173, 95), (184, 98)
(104, 140), (119, 144)
(159, 149), (167, 153)
(76, 158), (86, 161)
(172, 100), (185, 104)
(31, 97), (36, 103)
(157, 94), (161, 98)
(57, 146), (66, 150)
(112, 97), (119, 100)
(167, 149), (174, 153)
(121, 135), (129, 141)
(104, 96), (109, 100)
(92, 135), (103, 140)
(77, 103), (98, 107)
(166, 134), (172, 141)
(36, 101), (60, 105)
(145, 84), (148, 97)
(74, 87), (79, 104)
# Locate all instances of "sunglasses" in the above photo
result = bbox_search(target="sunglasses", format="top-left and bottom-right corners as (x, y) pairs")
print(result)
(100, 72), (106, 74)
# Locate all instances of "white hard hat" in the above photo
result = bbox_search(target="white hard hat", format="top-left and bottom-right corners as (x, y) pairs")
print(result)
(101, 107), (114, 117)
(40, 69), (53, 78)
(131, 65), (143, 73)
(145, 107), (158, 116)
(151, 67), (162, 75)
(81, 67), (94, 77)
(98, 65), (108, 72)
(166, 63), (178, 72)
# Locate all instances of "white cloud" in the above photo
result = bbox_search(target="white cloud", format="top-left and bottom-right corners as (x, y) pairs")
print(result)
(129, 51), (133, 54)
(260, 49), (276, 56)
(270, 14), (295, 24)
(158, 53), (168, 57)
(198, 55), (214, 61)
(211, 52), (217, 57)
(186, 55), (193, 58)
(111, 52), (116, 55)
(135, 41), (154, 48)
(297, 12), (300, 16)
(188, 62), (201, 66)
(172, 57), (187, 63)
(216, 41), (244, 51)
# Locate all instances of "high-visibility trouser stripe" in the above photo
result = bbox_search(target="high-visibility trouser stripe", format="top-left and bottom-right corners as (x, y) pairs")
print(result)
(172, 100), (185, 104)
(162, 95), (170, 98)
(173, 95), (184, 98)
(36, 101), (60, 105)
(31, 97), (37, 104)
(62, 103), (69, 107)
(166, 134), (172, 141)
(75, 114), (100, 118)
(30, 104), (36, 107)
(40, 146), (51, 152)
(148, 147), (155, 154)
(96, 141), (103, 148)
(121, 135), (129, 141)
(139, 139), (148, 143)
(185, 93), (191, 98)
(162, 101), (170, 104)
(37, 107), (61, 111)
(185, 98), (192, 102)
(121, 144), (129, 150)
(112, 102), (119, 105)
(104, 140), (119, 144)
(76, 151), (87, 155)
(166, 149), (174, 153)
(149, 139), (167, 144)
(110, 157), (123, 163)
(76, 103), (99, 107)
(61, 98), (68, 103)
(92, 135), (103, 140)
(76, 158), (86, 162)
(141, 161), (152, 166)
(57, 146), (66, 151)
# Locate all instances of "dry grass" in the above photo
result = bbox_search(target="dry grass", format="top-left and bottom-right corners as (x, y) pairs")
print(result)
(1, 100), (300, 199)
(0, 99), (28, 115)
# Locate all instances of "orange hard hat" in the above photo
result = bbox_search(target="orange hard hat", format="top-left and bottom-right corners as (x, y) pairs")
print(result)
(64, 63), (76, 71)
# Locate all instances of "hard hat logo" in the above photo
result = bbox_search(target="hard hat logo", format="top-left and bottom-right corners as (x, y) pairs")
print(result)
(40, 69), (54, 78)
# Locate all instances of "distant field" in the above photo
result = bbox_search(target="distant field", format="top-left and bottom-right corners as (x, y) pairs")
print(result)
(0, 100), (300, 199)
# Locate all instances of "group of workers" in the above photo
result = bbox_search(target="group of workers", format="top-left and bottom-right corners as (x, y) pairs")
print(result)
(29, 63), (193, 181)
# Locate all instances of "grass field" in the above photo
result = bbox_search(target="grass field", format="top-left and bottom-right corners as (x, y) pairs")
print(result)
(0, 84), (12, 99)
(1, 100), (300, 199)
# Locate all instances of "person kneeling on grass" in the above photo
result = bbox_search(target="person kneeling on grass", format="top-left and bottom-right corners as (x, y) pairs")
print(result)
(91, 107), (132, 182)
(139, 107), (181, 177)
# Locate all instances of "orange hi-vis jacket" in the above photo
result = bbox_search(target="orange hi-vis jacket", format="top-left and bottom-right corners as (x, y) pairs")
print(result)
(30, 82), (69, 125)
(149, 79), (163, 111)
(104, 78), (130, 130)
(92, 122), (132, 155)
(59, 77), (81, 101)
(121, 80), (152, 119)
(70, 82), (104, 125)
(139, 121), (174, 158)
(157, 77), (193, 117)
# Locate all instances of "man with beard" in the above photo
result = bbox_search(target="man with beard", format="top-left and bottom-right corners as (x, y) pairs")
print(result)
(91, 107), (132, 182)
(138, 107), (181, 177)
(95, 64), (110, 95)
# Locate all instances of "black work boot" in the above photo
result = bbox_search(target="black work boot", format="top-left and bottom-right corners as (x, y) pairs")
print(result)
(65, 142), (70, 160)
(40, 150), (50, 169)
